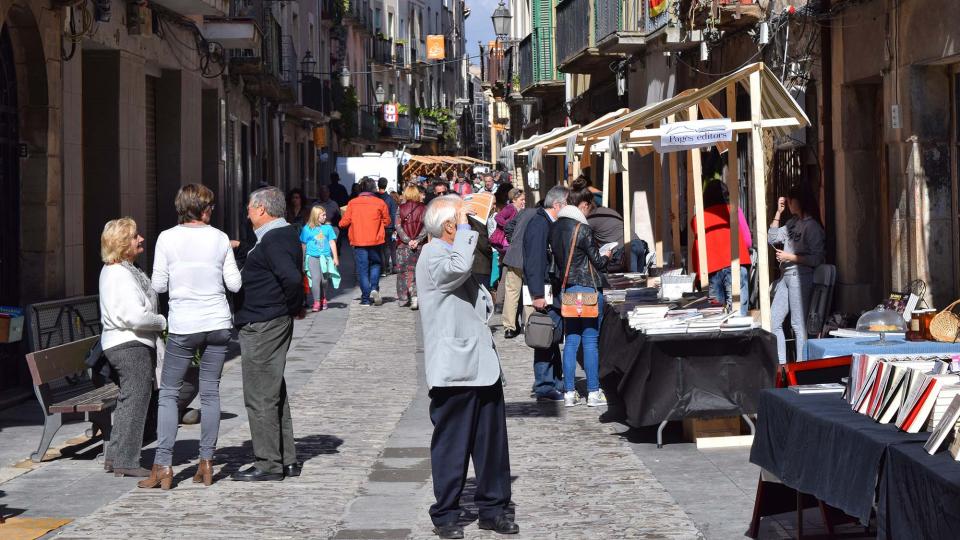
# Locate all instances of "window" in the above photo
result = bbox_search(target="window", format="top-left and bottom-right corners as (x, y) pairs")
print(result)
(388, 13), (394, 38)
(375, 8), (382, 32)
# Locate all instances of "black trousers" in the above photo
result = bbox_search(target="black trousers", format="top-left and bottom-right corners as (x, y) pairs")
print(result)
(429, 381), (512, 526)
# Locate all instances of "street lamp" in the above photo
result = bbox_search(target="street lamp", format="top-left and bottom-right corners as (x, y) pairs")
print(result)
(491, 1), (512, 39)
(300, 50), (317, 79)
(375, 83), (386, 105)
(339, 66), (351, 87)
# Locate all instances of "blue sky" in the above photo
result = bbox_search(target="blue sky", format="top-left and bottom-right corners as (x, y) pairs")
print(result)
(465, 0), (499, 63)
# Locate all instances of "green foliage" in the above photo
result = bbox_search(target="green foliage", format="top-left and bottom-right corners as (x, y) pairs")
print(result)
(332, 85), (359, 139)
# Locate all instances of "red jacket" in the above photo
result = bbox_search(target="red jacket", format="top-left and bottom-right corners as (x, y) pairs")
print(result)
(340, 193), (391, 247)
(691, 204), (753, 277)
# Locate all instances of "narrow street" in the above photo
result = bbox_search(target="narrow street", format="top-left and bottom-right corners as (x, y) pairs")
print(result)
(0, 263), (835, 539)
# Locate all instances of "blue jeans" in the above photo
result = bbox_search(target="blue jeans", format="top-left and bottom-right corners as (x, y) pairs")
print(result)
(562, 286), (603, 393)
(533, 306), (563, 396)
(353, 245), (382, 303)
(708, 266), (750, 316)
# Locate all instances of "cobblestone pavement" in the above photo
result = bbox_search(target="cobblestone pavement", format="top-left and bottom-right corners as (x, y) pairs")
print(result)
(35, 275), (705, 539)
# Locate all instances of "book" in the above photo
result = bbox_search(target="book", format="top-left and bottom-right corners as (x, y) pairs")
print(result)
(925, 394), (960, 454)
(950, 427), (960, 460)
(463, 192), (495, 223)
(789, 383), (846, 395)
(897, 374), (960, 433)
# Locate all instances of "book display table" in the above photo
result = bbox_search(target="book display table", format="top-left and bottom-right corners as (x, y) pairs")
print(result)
(598, 305), (777, 442)
(806, 337), (960, 360)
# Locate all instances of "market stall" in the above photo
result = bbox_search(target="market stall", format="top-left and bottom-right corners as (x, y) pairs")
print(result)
(401, 155), (490, 178)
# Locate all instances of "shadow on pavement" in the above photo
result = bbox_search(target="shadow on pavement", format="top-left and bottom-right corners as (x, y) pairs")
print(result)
(504, 401), (560, 418)
(199, 433), (345, 483)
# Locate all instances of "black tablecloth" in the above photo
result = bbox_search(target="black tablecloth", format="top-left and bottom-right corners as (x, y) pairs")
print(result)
(598, 304), (777, 427)
(749, 389), (929, 526)
(878, 443), (960, 539)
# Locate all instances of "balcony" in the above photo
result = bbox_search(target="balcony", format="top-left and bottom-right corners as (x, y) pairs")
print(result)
(519, 27), (563, 97)
(360, 107), (379, 141)
(381, 113), (413, 141)
(681, 0), (764, 32)
(279, 35), (298, 90)
(556, 0), (617, 74)
(594, 0), (648, 54)
(202, 18), (261, 50)
(150, 0), (225, 17)
(302, 76), (333, 115)
(321, 0), (339, 21)
(395, 42), (406, 66)
(373, 36), (394, 64)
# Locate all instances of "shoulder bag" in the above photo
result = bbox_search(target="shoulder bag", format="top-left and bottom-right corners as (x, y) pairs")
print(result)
(559, 223), (600, 318)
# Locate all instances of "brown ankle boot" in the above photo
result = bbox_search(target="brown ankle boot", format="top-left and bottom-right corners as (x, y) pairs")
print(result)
(137, 464), (174, 490)
(193, 459), (213, 486)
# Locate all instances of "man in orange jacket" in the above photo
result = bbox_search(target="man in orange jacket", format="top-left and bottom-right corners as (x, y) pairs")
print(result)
(340, 177), (392, 306)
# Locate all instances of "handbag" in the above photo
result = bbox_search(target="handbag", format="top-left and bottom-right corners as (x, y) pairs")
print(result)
(559, 223), (600, 318)
(930, 300), (960, 342)
(524, 310), (562, 349)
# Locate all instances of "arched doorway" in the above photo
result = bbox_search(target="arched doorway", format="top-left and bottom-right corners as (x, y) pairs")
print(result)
(0, 26), (17, 307)
(0, 2), (52, 391)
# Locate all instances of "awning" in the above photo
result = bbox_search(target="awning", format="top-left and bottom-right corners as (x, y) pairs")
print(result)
(579, 62), (809, 142)
(500, 124), (582, 154)
(401, 155), (488, 176)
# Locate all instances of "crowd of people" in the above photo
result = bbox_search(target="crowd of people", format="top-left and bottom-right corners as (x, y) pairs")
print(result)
(92, 163), (823, 537)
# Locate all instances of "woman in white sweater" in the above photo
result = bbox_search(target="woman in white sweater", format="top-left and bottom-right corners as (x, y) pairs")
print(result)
(98, 218), (167, 478)
(139, 184), (241, 490)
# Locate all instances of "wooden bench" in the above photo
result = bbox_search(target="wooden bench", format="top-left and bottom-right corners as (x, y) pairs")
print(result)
(24, 336), (117, 462)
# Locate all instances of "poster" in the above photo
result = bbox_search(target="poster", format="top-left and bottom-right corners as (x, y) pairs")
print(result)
(427, 35), (445, 60)
(383, 103), (398, 123)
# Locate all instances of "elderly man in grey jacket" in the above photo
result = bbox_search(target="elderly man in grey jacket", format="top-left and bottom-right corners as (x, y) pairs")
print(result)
(416, 195), (518, 539)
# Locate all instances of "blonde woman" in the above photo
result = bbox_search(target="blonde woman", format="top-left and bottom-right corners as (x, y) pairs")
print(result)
(98, 218), (166, 478)
(395, 184), (427, 308)
(300, 205), (340, 311)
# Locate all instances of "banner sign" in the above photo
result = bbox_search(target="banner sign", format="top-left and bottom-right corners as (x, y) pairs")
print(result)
(427, 35), (445, 60)
(648, 0), (669, 18)
(383, 103), (398, 123)
(653, 118), (732, 153)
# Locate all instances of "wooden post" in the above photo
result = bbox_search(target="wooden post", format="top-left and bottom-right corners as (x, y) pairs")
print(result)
(621, 149), (632, 270)
(686, 151), (693, 273)
(669, 151), (681, 267)
(689, 105), (708, 290)
(602, 152), (611, 207)
(726, 83), (743, 314)
(750, 70), (771, 330)
(653, 150), (664, 268)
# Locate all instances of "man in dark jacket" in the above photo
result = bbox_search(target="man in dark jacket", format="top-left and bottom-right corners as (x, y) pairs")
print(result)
(469, 216), (494, 288)
(329, 172), (350, 207)
(233, 186), (304, 482)
(377, 177), (398, 275)
(522, 186), (569, 402)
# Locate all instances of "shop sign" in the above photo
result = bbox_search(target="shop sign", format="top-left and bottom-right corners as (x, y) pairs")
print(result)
(653, 118), (732, 153)
(313, 126), (327, 148)
(427, 35), (445, 60)
(383, 103), (398, 123)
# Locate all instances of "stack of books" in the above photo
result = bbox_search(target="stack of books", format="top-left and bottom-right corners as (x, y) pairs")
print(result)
(925, 394), (960, 455)
(849, 354), (952, 427)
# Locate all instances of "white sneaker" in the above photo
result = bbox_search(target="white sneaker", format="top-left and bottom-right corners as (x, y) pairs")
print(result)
(371, 290), (383, 306)
(587, 390), (607, 407)
(564, 391), (579, 407)
(410, 297), (418, 310)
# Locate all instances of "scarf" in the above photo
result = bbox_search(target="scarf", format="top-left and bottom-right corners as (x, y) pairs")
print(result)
(120, 260), (158, 308)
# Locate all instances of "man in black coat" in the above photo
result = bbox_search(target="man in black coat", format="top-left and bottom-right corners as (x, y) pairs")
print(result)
(521, 186), (569, 402)
(233, 186), (305, 481)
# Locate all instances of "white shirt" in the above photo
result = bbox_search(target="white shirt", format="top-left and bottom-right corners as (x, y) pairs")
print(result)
(151, 224), (242, 334)
(99, 264), (166, 350)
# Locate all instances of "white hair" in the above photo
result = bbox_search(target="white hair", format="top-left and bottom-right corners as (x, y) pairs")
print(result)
(423, 195), (462, 238)
(249, 187), (286, 218)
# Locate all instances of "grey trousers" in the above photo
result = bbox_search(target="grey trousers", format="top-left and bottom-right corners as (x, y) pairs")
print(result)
(307, 256), (327, 302)
(239, 316), (297, 473)
(154, 329), (231, 465)
(103, 342), (155, 469)
(771, 271), (814, 363)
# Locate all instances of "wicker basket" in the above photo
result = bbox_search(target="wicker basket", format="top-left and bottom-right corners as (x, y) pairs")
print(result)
(929, 300), (960, 342)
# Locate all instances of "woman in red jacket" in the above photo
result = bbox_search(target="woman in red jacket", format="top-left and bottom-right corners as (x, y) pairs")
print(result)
(395, 184), (427, 309)
(691, 180), (752, 315)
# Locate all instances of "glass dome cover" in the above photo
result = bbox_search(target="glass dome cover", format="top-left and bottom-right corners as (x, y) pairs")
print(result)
(856, 305), (907, 334)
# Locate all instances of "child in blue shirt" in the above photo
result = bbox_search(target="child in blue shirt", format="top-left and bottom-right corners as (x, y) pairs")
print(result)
(300, 206), (341, 311)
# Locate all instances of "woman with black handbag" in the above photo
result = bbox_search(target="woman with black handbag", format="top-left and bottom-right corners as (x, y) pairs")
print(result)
(549, 187), (614, 407)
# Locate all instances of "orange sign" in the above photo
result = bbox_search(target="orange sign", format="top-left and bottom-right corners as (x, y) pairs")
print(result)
(426, 35), (445, 60)
(313, 126), (327, 147)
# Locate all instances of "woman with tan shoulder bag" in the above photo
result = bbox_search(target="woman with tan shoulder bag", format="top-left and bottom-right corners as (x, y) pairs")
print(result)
(549, 183), (614, 408)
